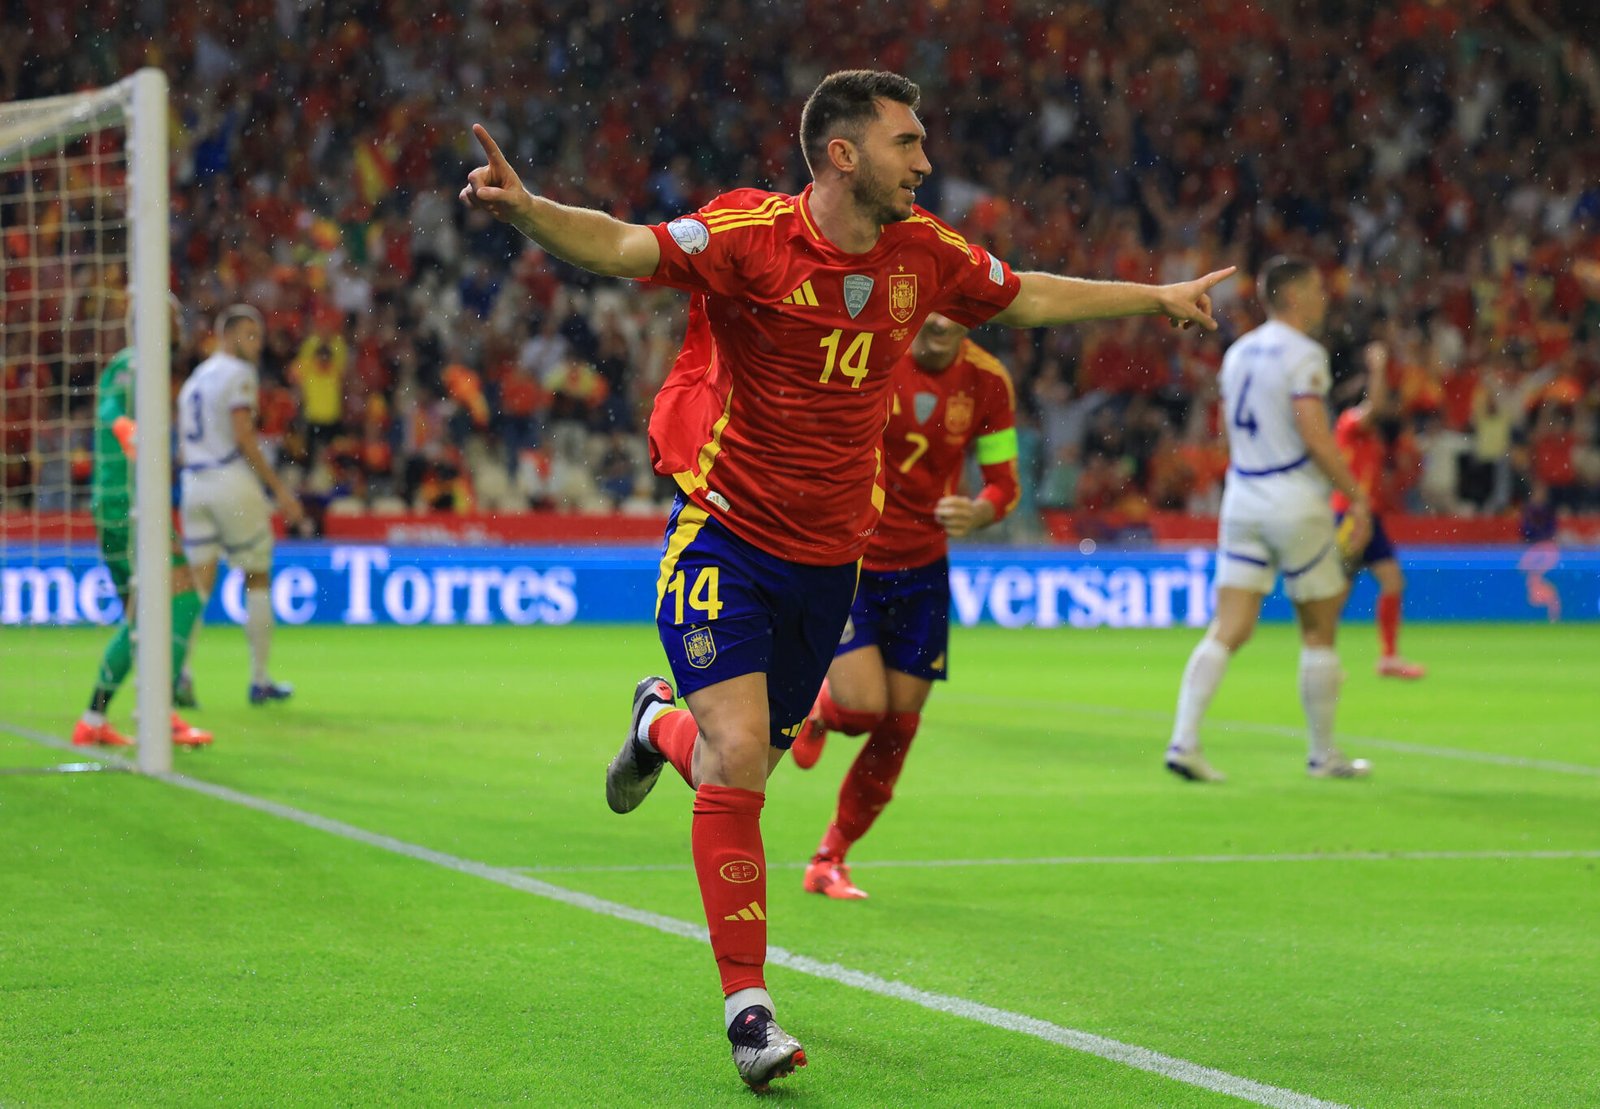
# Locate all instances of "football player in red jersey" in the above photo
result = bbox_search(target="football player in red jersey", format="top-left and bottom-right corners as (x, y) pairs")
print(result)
(462, 69), (1234, 1091)
(788, 313), (1019, 900)
(1332, 341), (1426, 679)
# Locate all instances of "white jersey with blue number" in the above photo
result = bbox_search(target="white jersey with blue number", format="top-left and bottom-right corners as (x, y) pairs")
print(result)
(176, 352), (258, 471)
(1218, 319), (1331, 519)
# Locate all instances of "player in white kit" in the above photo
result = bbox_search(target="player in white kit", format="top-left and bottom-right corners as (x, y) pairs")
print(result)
(1166, 258), (1374, 781)
(177, 305), (306, 704)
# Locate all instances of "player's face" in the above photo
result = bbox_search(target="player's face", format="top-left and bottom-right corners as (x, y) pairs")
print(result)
(851, 99), (931, 224)
(1295, 270), (1328, 333)
(229, 319), (264, 363)
(909, 312), (967, 370)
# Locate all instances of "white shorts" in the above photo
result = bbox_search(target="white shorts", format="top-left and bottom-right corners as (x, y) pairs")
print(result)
(180, 463), (274, 573)
(1214, 511), (1346, 602)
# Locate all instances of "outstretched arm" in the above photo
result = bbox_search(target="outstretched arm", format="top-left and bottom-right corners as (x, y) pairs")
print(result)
(459, 124), (660, 279)
(231, 407), (306, 530)
(1350, 340), (1389, 428)
(1294, 396), (1371, 550)
(992, 267), (1236, 331)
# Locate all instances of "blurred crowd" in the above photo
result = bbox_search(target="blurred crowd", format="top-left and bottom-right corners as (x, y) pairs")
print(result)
(5, 0), (1600, 532)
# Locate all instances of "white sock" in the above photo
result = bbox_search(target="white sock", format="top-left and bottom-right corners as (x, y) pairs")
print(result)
(636, 700), (671, 750)
(82, 710), (106, 727)
(245, 587), (273, 686)
(1299, 646), (1344, 762)
(1171, 636), (1231, 752)
(725, 987), (776, 1028)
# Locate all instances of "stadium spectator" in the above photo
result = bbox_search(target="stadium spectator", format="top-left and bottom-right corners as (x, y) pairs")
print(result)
(7, 0), (1600, 518)
(288, 328), (349, 463)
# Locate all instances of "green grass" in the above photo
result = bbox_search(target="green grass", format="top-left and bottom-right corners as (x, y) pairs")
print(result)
(2, 621), (1598, 1107)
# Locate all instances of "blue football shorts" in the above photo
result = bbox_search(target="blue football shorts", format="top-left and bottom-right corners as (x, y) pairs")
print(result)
(655, 495), (859, 748)
(1335, 510), (1397, 571)
(834, 557), (950, 682)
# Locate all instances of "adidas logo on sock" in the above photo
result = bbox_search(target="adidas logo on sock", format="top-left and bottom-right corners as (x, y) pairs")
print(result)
(723, 900), (766, 922)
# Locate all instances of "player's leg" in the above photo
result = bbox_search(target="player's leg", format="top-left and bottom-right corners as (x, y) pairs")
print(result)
(807, 559), (946, 897)
(1168, 520), (1271, 781)
(74, 523), (135, 747)
(789, 644), (885, 770)
(179, 479), (224, 703)
(240, 566), (293, 701)
(167, 552), (211, 747)
(608, 503), (844, 1088)
(807, 668), (933, 899)
(1166, 586), (1259, 781)
(1286, 534), (1370, 778)
(172, 525), (201, 710)
(225, 480), (290, 703)
(791, 580), (891, 770)
(1371, 553), (1425, 678)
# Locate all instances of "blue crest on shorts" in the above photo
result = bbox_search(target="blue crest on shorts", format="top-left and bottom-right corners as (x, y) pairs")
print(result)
(843, 274), (874, 319)
(683, 626), (717, 669)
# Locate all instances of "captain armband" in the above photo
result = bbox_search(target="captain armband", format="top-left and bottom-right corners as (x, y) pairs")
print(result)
(975, 427), (1018, 465)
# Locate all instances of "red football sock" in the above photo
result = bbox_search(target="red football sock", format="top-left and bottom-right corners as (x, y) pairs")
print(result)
(817, 712), (919, 860)
(693, 783), (768, 995)
(1378, 592), (1401, 658)
(815, 679), (884, 736)
(649, 708), (699, 787)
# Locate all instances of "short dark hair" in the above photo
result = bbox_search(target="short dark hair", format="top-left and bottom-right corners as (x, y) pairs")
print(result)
(800, 70), (921, 174)
(1258, 256), (1316, 311)
(215, 304), (263, 337)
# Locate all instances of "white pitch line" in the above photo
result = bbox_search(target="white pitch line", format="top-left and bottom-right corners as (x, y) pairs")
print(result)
(515, 848), (1600, 875)
(943, 693), (1600, 778)
(3, 721), (1349, 1109)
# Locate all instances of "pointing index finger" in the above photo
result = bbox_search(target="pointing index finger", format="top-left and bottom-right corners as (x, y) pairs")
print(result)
(472, 123), (510, 169)
(1197, 265), (1238, 291)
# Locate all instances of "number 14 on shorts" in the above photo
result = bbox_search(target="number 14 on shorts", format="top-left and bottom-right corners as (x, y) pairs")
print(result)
(665, 566), (723, 623)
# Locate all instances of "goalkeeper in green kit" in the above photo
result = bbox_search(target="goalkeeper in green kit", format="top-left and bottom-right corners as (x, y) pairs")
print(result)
(72, 300), (212, 749)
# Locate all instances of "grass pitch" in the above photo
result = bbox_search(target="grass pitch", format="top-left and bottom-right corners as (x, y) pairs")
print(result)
(2, 620), (1597, 1107)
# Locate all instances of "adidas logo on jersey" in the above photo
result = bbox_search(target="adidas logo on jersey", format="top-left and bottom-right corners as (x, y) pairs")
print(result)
(723, 901), (767, 922)
(780, 281), (819, 307)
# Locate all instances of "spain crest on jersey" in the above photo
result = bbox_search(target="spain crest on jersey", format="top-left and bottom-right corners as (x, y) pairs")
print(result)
(944, 392), (974, 436)
(889, 274), (918, 323)
(683, 626), (717, 669)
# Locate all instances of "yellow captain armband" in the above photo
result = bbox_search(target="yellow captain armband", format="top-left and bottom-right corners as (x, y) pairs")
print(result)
(975, 427), (1018, 465)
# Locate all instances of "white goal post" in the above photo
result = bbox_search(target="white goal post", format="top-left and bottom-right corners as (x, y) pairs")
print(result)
(0, 69), (171, 772)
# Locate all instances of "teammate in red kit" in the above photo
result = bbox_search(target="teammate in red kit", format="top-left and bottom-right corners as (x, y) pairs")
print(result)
(461, 69), (1233, 1091)
(1333, 341), (1426, 679)
(789, 313), (1018, 900)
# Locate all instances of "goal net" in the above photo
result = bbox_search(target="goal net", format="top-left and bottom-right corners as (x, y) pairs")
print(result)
(0, 69), (173, 772)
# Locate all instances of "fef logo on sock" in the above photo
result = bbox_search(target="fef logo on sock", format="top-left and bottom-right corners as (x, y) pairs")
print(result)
(720, 860), (760, 883)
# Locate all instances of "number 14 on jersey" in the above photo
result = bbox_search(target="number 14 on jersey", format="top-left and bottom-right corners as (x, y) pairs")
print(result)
(818, 329), (873, 388)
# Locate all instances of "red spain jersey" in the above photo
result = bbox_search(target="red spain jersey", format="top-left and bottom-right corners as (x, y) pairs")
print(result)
(647, 185), (1021, 565)
(867, 339), (1020, 572)
(1332, 408), (1419, 515)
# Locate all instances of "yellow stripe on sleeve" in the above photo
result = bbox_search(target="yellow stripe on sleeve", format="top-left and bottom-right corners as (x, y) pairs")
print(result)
(703, 196), (789, 226)
(706, 210), (791, 235)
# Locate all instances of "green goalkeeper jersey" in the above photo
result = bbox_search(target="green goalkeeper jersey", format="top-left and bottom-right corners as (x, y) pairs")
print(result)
(91, 347), (135, 523)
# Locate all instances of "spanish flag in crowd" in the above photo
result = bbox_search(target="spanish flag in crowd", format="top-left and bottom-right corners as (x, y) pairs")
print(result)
(353, 135), (398, 205)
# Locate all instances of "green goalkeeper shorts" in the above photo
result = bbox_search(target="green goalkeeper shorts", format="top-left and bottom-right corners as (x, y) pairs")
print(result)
(98, 518), (190, 600)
